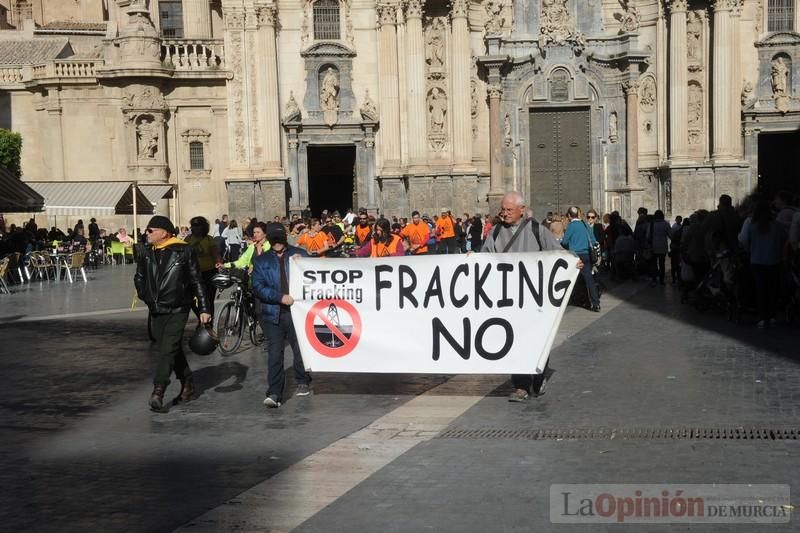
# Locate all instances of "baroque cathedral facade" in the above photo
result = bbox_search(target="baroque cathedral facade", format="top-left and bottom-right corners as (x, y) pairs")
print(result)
(0, 0), (799, 225)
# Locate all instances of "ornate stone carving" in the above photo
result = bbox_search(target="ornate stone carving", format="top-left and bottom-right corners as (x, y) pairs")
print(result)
(711, 0), (735, 10)
(227, 31), (247, 163)
(755, 0), (763, 32)
(425, 18), (447, 68)
(639, 76), (656, 112)
(451, 0), (468, 19)
(427, 88), (448, 151)
(487, 84), (503, 99)
(615, 0), (640, 34)
(550, 70), (569, 101)
(256, 5), (277, 27)
(123, 87), (167, 111)
(284, 91), (301, 122)
(224, 8), (246, 30)
(622, 80), (639, 96)
(301, 0), (311, 46)
(668, 0), (688, 13)
(609, 111), (618, 143)
(377, 4), (396, 26)
(360, 90), (379, 122)
(137, 118), (159, 159)
(406, 0), (423, 19)
(503, 114), (512, 146)
(484, 0), (506, 35)
(687, 10), (702, 63)
(320, 67), (340, 126)
(471, 80), (480, 118)
(688, 82), (703, 145)
(740, 80), (754, 107)
(539, 0), (585, 49)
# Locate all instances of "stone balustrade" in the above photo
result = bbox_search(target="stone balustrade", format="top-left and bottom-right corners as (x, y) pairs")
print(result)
(0, 66), (24, 83)
(161, 40), (224, 70)
(31, 60), (102, 80)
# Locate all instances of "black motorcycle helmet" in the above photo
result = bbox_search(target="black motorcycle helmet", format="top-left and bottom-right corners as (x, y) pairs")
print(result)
(189, 324), (218, 356)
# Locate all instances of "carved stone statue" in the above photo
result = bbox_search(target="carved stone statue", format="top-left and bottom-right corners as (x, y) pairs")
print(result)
(360, 90), (378, 122)
(320, 68), (339, 112)
(741, 80), (754, 107)
(503, 114), (512, 146)
(608, 112), (618, 143)
(471, 80), (479, 118)
(426, 21), (446, 67)
(428, 88), (447, 132)
(639, 76), (656, 112)
(615, 0), (640, 34)
(771, 57), (789, 97)
(688, 83), (703, 144)
(137, 119), (159, 159)
(540, 0), (575, 43)
(284, 91), (301, 122)
(687, 11), (702, 62)
(484, 0), (505, 35)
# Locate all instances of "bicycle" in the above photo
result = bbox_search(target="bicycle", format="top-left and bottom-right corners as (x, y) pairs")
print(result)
(213, 269), (264, 355)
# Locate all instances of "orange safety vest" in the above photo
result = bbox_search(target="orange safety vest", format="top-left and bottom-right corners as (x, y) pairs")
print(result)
(400, 222), (430, 254)
(355, 224), (372, 245)
(436, 216), (455, 239)
(370, 234), (402, 257)
(298, 231), (333, 256)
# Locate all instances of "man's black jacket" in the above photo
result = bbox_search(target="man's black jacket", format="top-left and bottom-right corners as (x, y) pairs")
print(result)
(134, 241), (210, 315)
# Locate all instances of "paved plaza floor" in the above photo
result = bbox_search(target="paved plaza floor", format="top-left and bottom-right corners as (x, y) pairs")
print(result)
(0, 264), (798, 532)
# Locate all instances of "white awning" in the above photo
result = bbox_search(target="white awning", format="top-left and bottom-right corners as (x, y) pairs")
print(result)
(138, 184), (174, 205)
(26, 181), (153, 216)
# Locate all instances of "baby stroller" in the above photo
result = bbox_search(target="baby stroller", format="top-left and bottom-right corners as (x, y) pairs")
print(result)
(693, 249), (743, 320)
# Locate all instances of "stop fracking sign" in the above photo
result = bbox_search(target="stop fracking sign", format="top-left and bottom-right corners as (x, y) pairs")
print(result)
(289, 252), (579, 374)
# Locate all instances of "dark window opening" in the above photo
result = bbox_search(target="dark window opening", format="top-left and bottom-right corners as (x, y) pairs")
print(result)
(768, 0), (794, 32)
(307, 145), (355, 218)
(189, 141), (205, 170)
(313, 0), (341, 40)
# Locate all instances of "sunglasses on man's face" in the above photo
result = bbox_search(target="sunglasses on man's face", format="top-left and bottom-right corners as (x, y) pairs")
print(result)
(587, 215), (596, 220)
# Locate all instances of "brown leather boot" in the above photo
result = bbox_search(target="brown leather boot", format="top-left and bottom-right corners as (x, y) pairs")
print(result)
(149, 385), (165, 411)
(172, 375), (194, 406)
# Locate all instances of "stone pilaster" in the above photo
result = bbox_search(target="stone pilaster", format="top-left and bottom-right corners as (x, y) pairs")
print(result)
(487, 83), (503, 211)
(257, 5), (282, 174)
(223, 6), (251, 170)
(712, 0), (734, 160)
(730, 3), (743, 158)
(405, 0), (427, 171)
(623, 81), (640, 187)
(450, 0), (473, 172)
(668, 0), (689, 160)
(377, 4), (401, 173)
(183, 0), (212, 39)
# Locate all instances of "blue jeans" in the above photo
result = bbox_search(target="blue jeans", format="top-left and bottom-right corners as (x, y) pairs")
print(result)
(261, 309), (310, 401)
(578, 253), (600, 307)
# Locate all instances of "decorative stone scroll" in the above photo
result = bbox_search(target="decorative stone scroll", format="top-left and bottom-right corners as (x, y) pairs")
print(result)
(360, 90), (378, 122)
(687, 82), (703, 145)
(284, 91), (302, 122)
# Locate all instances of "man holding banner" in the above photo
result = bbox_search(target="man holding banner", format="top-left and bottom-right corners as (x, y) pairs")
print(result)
(482, 191), (579, 403)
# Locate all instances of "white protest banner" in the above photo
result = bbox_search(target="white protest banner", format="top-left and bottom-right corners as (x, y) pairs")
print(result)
(289, 252), (579, 374)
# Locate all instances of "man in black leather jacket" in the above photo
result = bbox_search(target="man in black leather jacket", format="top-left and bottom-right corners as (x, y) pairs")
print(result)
(135, 215), (212, 411)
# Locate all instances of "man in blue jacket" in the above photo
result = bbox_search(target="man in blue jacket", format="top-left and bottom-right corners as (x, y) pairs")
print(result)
(252, 222), (311, 408)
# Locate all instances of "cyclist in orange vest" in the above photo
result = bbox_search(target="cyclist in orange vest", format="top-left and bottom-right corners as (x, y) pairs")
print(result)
(400, 210), (431, 255)
(435, 209), (459, 254)
(356, 218), (405, 257)
(296, 218), (334, 257)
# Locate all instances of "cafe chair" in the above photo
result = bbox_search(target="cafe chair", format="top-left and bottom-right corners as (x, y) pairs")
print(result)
(0, 257), (10, 293)
(62, 252), (88, 283)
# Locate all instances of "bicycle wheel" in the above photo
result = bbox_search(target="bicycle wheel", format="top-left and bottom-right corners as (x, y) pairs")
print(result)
(217, 301), (244, 355)
(147, 311), (156, 342)
(250, 318), (264, 346)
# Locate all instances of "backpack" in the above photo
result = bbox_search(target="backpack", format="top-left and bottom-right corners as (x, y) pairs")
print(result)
(493, 219), (542, 251)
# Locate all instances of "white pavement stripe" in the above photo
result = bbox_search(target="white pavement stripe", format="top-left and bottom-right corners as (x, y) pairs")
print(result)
(176, 283), (643, 533)
(3, 298), (229, 323)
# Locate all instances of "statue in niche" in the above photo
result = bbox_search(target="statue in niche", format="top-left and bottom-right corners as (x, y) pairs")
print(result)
(688, 84), (703, 144)
(503, 114), (512, 146)
(484, 0), (505, 35)
(137, 118), (159, 159)
(320, 68), (339, 112)
(771, 57), (789, 97)
(608, 112), (618, 143)
(639, 77), (655, 112)
(687, 11), (702, 62)
(426, 20), (446, 68)
(428, 88), (447, 132)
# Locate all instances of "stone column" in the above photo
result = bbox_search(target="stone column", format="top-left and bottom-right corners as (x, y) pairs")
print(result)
(712, 0), (734, 160)
(405, 0), (427, 171)
(668, 0), (689, 160)
(377, 4), (401, 173)
(623, 81), (639, 187)
(287, 134), (301, 214)
(450, 0), (473, 172)
(257, 5), (282, 174)
(183, 0), (212, 39)
(730, 4), (743, 158)
(487, 83), (503, 208)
